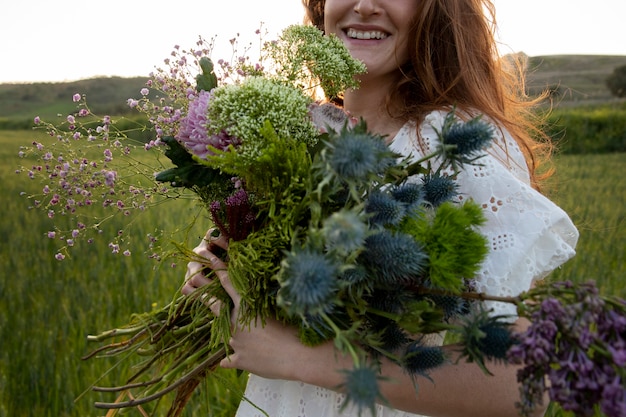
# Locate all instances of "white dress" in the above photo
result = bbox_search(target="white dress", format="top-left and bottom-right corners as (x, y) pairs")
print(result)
(234, 110), (579, 417)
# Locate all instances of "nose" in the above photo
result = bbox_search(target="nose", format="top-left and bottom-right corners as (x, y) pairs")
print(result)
(354, 0), (381, 16)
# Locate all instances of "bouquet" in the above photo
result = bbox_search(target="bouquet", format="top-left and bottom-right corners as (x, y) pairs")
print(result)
(18, 25), (626, 417)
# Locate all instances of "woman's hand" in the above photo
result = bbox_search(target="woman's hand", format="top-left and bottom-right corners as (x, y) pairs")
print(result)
(181, 229), (347, 384)
(181, 229), (230, 296)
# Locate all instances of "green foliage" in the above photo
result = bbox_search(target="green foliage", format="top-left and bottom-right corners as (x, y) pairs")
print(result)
(545, 102), (626, 154)
(606, 64), (626, 98)
(400, 201), (488, 292)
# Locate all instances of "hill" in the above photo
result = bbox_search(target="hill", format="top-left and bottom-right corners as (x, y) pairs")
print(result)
(525, 54), (626, 107)
(0, 76), (150, 120)
(1, 55), (625, 123)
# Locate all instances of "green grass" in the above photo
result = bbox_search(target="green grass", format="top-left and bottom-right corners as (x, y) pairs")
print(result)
(0, 130), (247, 417)
(1, 129), (624, 417)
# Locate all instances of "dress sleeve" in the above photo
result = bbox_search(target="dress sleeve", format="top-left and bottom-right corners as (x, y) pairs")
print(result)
(390, 111), (580, 318)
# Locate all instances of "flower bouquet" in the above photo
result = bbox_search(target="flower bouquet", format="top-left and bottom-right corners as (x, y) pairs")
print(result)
(18, 25), (626, 417)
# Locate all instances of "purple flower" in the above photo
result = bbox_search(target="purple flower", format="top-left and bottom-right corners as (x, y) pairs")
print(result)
(176, 90), (240, 159)
(73, 93), (81, 102)
(601, 376), (626, 417)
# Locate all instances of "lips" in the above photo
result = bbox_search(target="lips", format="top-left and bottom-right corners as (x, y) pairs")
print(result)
(346, 28), (389, 40)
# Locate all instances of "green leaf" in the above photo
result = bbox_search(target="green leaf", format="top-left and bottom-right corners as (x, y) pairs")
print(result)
(155, 136), (226, 189)
(196, 57), (218, 92)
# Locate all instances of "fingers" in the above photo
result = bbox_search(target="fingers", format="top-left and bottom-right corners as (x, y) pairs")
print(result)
(182, 228), (222, 294)
(205, 250), (240, 308)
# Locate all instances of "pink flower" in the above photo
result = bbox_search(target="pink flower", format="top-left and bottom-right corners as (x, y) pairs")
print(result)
(55, 253), (65, 260)
(72, 93), (81, 102)
(176, 90), (240, 159)
(34, 116), (41, 124)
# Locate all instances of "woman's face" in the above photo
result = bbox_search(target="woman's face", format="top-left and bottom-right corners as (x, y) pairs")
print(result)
(324, 0), (417, 82)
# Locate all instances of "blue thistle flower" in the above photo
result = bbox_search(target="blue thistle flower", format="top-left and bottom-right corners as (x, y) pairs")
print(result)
(368, 317), (410, 353)
(478, 322), (514, 362)
(401, 342), (447, 380)
(423, 294), (471, 321)
(366, 289), (410, 315)
(365, 191), (407, 227)
(360, 230), (428, 286)
(326, 128), (395, 182)
(322, 209), (368, 255)
(440, 112), (494, 163)
(277, 248), (339, 317)
(422, 173), (458, 206)
(391, 183), (425, 212)
(340, 264), (369, 286)
(459, 310), (515, 375)
(340, 364), (384, 416)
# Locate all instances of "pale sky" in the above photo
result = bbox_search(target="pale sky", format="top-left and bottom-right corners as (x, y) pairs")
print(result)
(1, 0), (624, 83)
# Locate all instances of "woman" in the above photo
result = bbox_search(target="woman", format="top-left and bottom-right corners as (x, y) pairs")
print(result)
(183, 0), (579, 416)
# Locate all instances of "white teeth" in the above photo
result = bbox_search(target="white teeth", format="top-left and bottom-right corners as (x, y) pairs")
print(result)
(346, 28), (388, 40)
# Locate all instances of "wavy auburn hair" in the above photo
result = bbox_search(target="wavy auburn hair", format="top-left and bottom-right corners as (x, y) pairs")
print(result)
(302, 0), (553, 189)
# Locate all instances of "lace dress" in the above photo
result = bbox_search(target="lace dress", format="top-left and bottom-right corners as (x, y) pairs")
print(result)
(234, 110), (579, 417)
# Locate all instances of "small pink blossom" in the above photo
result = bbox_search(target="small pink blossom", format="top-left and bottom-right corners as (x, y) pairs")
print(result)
(72, 93), (81, 102)
(47, 231), (56, 239)
(55, 253), (65, 260)
(140, 88), (149, 96)
(67, 115), (75, 124)
(34, 116), (41, 124)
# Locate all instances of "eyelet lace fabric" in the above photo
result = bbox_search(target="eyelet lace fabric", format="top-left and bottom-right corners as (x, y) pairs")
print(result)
(234, 110), (579, 417)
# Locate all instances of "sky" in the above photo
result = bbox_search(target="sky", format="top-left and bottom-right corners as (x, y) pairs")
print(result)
(1, 0), (624, 83)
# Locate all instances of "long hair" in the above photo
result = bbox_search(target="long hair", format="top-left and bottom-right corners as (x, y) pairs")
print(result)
(302, 0), (552, 189)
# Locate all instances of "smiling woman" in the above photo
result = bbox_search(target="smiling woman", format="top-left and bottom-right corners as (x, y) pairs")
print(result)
(181, 1), (579, 417)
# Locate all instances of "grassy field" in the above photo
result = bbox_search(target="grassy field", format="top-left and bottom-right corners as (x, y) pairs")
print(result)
(1, 129), (625, 417)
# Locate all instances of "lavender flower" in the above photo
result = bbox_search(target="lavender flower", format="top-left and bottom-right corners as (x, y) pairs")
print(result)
(508, 282), (626, 417)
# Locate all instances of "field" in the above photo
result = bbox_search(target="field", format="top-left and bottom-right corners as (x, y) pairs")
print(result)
(1, 129), (625, 417)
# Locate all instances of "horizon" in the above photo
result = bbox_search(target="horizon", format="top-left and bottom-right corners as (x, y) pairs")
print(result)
(2, 0), (624, 84)
(3, 52), (625, 86)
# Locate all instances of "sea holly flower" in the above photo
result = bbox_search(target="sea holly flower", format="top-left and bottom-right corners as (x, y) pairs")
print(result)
(360, 229), (428, 286)
(340, 364), (385, 417)
(365, 191), (407, 227)
(401, 342), (448, 381)
(277, 247), (340, 317)
(321, 209), (368, 256)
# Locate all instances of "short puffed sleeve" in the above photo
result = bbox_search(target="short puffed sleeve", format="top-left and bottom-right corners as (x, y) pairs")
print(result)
(389, 111), (579, 317)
